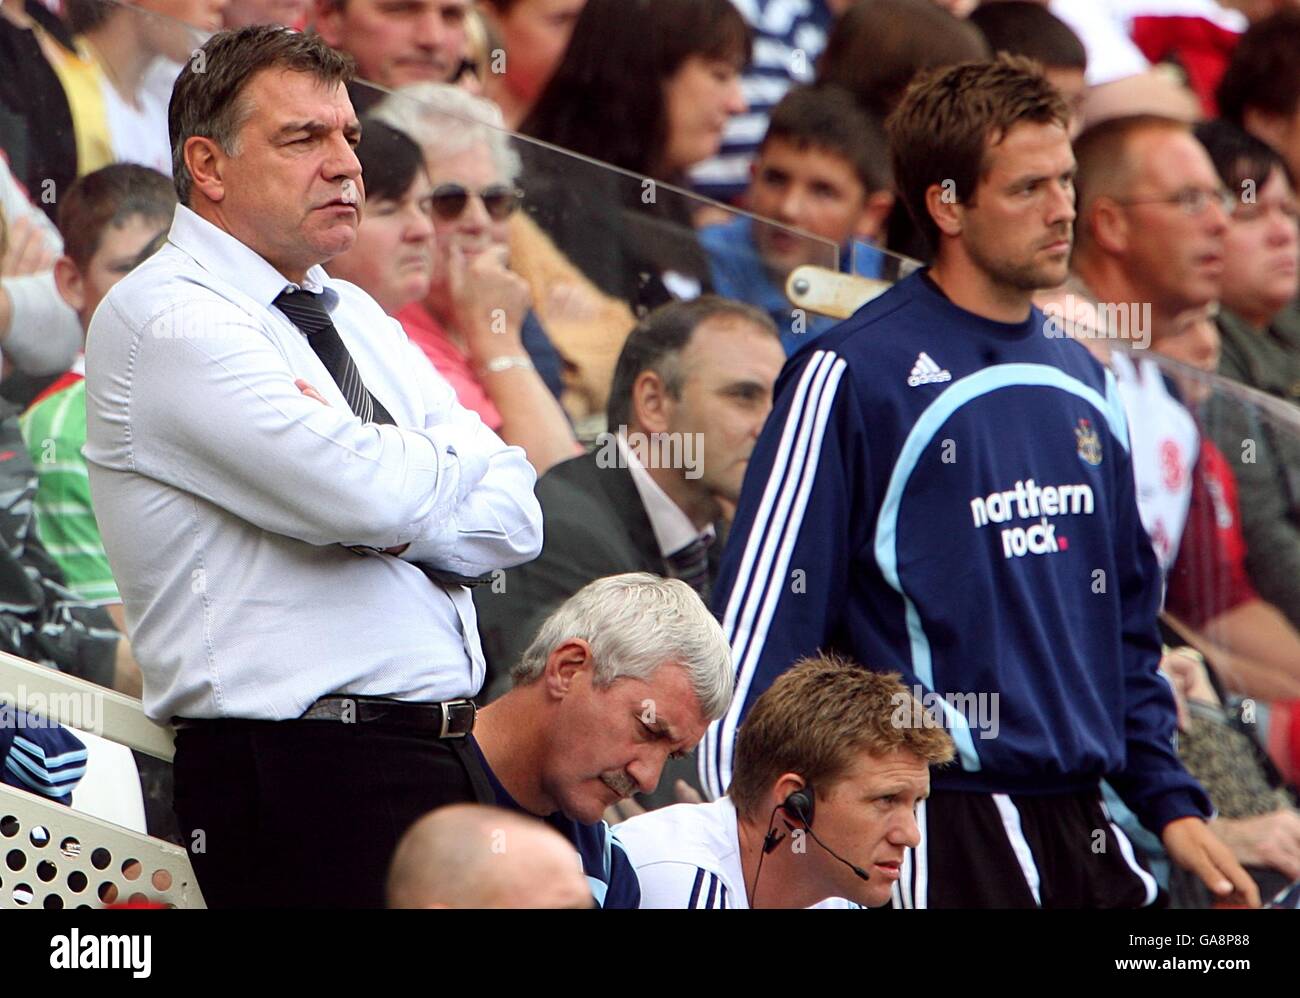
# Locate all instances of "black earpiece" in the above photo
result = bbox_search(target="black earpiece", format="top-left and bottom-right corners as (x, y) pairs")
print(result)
(781, 786), (816, 828)
(751, 778), (872, 906)
(780, 780), (870, 883)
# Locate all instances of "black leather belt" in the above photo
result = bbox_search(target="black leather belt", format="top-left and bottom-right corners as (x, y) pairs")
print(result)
(300, 695), (477, 737)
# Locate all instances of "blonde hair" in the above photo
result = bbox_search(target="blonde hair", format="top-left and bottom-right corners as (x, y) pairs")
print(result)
(729, 655), (955, 818)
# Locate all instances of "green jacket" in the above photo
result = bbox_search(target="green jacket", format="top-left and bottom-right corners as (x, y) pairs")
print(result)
(1205, 305), (1300, 630)
(1217, 304), (1300, 402)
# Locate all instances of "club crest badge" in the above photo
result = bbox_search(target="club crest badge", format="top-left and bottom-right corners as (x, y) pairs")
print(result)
(1075, 418), (1102, 466)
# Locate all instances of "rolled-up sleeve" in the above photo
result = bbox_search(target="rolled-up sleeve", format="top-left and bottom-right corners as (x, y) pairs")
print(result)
(397, 341), (543, 576)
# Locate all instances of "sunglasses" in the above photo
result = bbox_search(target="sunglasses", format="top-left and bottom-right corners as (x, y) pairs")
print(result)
(428, 183), (523, 222)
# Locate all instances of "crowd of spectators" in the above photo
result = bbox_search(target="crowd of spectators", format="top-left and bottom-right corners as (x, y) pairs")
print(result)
(3, 0), (1300, 910)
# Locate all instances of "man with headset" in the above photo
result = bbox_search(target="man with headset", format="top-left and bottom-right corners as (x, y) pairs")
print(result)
(613, 655), (954, 908)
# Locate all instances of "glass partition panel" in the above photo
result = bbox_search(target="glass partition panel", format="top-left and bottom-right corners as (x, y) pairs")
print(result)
(1116, 348), (1300, 784)
(353, 79), (841, 436)
(854, 236), (924, 286)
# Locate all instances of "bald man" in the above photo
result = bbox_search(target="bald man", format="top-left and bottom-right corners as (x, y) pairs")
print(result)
(386, 804), (592, 909)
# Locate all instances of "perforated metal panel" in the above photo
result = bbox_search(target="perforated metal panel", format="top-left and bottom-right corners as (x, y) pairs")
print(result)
(0, 783), (204, 909)
(0, 649), (201, 908)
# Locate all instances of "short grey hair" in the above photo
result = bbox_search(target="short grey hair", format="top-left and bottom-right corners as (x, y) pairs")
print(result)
(370, 83), (522, 184)
(511, 573), (734, 722)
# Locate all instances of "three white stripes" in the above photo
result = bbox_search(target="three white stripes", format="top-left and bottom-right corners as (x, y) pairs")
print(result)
(698, 344), (1161, 908)
(703, 350), (848, 798)
(912, 352), (943, 376)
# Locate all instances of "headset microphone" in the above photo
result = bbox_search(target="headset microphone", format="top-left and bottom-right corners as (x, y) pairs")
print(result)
(801, 825), (871, 882)
(749, 781), (872, 905)
(781, 786), (870, 882)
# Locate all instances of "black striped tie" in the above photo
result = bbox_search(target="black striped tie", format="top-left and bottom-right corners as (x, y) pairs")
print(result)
(666, 534), (713, 602)
(273, 287), (393, 425)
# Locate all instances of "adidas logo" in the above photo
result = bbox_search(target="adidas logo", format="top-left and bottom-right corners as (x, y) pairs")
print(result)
(907, 352), (952, 388)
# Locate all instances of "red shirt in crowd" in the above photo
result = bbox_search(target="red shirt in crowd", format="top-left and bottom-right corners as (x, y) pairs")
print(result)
(1165, 437), (1257, 628)
(395, 302), (504, 433)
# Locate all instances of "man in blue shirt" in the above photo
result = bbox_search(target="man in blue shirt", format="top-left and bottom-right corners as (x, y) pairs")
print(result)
(699, 84), (895, 353)
(700, 55), (1259, 908)
(472, 572), (734, 908)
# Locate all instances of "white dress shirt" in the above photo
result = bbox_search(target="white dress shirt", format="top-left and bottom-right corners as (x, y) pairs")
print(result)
(619, 434), (714, 559)
(84, 205), (543, 722)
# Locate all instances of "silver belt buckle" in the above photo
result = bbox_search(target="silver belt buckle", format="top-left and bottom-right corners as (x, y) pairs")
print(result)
(439, 699), (474, 738)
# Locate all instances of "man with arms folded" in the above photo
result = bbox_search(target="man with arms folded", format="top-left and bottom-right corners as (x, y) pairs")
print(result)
(616, 655), (954, 909)
(472, 573), (733, 908)
(700, 55), (1258, 908)
(84, 26), (542, 908)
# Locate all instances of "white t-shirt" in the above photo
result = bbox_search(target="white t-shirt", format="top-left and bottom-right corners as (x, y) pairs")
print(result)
(612, 797), (859, 909)
(1111, 349), (1199, 574)
(99, 58), (178, 176)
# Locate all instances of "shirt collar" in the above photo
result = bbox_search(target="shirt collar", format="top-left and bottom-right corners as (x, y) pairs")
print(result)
(166, 204), (339, 313)
(617, 434), (714, 558)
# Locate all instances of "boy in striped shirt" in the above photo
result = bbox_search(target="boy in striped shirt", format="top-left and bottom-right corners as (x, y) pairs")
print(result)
(20, 165), (175, 626)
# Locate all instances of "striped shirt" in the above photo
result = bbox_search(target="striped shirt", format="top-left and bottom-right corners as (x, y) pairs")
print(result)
(0, 707), (87, 805)
(21, 368), (121, 605)
(613, 796), (858, 908)
(688, 0), (833, 203)
(697, 271), (1211, 837)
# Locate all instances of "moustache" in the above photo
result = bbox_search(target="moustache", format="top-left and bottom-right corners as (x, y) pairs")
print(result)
(601, 771), (638, 799)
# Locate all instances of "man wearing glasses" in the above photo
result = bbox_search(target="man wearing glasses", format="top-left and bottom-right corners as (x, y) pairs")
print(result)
(1070, 114), (1232, 344)
(84, 26), (543, 908)
(1064, 114), (1231, 576)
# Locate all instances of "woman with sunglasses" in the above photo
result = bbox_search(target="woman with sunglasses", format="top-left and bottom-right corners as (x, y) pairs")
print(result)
(369, 91), (582, 475)
(373, 83), (639, 428)
(517, 0), (750, 313)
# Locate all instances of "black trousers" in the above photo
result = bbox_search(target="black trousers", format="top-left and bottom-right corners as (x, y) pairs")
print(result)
(172, 718), (489, 909)
(894, 788), (1167, 909)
